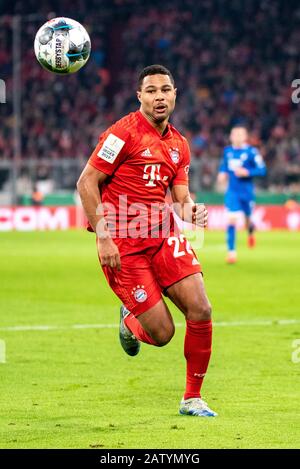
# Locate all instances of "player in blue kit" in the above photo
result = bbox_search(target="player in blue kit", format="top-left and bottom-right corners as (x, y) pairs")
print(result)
(217, 125), (266, 263)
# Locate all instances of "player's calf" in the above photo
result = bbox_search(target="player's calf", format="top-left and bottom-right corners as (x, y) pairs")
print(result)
(136, 301), (176, 347)
(146, 323), (175, 347)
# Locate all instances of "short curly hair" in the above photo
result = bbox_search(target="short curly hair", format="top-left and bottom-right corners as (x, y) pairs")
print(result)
(138, 64), (175, 90)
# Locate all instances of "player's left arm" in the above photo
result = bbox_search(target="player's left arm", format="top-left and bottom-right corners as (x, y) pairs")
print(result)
(248, 148), (267, 177)
(171, 184), (208, 227)
(170, 139), (207, 227)
(217, 149), (229, 181)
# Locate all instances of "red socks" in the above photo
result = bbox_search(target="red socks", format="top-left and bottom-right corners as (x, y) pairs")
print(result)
(183, 319), (212, 400)
(125, 314), (212, 400)
(124, 312), (158, 346)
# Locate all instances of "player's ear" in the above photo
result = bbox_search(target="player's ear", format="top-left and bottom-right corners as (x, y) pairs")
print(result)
(137, 90), (141, 103)
(174, 87), (177, 98)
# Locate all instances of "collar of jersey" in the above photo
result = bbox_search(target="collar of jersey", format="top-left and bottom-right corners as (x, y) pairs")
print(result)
(231, 144), (249, 150)
(137, 110), (171, 139)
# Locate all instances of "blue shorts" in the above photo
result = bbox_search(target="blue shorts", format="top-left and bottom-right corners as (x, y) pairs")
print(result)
(225, 192), (254, 217)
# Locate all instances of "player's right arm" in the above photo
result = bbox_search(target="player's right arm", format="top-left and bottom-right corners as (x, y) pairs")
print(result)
(77, 164), (107, 234)
(216, 150), (228, 191)
(77, 123), (131, 271)
(77, 164), (121, 270)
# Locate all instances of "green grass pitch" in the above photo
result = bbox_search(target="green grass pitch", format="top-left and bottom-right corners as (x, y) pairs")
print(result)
(0, 229), (300, 449)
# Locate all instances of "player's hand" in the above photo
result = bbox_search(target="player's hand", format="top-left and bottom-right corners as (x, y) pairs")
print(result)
(234, 167), (250, 177)
(192, 204), (208, 227)
(97, 238), (121, 271)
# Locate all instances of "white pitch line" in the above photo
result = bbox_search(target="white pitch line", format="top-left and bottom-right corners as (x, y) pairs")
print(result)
(0, 319), (300, 332)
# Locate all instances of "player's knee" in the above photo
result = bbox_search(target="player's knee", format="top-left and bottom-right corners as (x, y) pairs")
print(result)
(186, 303), (212, 322)
(152, 324), (175, 347)
(200, 303), (212, 321)
(228, 219), (237, 227)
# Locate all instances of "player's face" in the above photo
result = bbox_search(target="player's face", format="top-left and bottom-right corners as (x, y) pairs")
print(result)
(230, 128), (248, 147)
(137, 74), (177, 124)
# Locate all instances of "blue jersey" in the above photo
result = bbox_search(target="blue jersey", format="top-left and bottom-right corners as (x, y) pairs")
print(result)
(219, 144), (266, 199)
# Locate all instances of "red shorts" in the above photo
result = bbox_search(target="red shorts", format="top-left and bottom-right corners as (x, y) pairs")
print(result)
(100, 233), (202, 316)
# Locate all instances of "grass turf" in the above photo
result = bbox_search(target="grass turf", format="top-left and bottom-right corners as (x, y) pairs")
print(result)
(0, 229), (299, 449)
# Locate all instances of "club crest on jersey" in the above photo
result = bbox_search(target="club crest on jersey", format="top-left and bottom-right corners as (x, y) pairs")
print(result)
(131, 285), (147, 303)
(169, 148), (180, 164)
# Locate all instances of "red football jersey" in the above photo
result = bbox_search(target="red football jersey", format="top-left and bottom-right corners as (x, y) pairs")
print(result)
(88, 110), (190, 237)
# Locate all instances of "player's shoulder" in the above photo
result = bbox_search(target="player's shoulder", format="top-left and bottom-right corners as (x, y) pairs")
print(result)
(114, 111), (140, 132)
(247, 144), (259, 155)
(223, 145), (233, 154)
(169, 123), (189, 146)
(103, 111), (139, 141)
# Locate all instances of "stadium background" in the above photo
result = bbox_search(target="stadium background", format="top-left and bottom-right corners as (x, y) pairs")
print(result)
(0, 0), (300, 450)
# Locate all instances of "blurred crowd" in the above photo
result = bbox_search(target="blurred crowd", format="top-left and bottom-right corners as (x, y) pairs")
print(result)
(0, 0), (300, 192)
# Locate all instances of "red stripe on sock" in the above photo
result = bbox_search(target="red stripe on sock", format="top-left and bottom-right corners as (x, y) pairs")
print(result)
(184, 319), (212, 400)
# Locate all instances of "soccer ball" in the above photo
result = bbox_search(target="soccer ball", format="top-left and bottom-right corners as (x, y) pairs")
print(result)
(34, 17), (91, 74)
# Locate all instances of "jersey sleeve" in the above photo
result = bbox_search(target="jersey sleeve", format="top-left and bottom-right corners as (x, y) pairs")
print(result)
(88, 122), (132, 175)
(219, 150), (228, 173)
(248, 147), (267, 177)
(171, 139), (191, 186)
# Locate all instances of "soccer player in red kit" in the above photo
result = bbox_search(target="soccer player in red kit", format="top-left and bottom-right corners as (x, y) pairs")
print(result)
(77, 65), (217, 417)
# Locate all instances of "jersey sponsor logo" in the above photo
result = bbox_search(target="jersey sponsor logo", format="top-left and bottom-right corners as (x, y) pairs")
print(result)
(141, 148), (152, 157)
(131, 285), (147, 303)
(97, 133), (125, 164)
(169, 147), (180, 164)
(228, 158), (242, 171)
(143, 164), (168, 187)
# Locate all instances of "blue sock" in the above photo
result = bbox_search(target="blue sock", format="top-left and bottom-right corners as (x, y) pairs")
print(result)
(227, 225), (236, 251)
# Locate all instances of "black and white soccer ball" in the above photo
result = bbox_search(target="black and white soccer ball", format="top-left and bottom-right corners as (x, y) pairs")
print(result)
(34, 17), (91, 74)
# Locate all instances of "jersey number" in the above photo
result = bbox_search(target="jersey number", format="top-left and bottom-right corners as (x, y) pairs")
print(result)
(168, 234), (193, 258)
